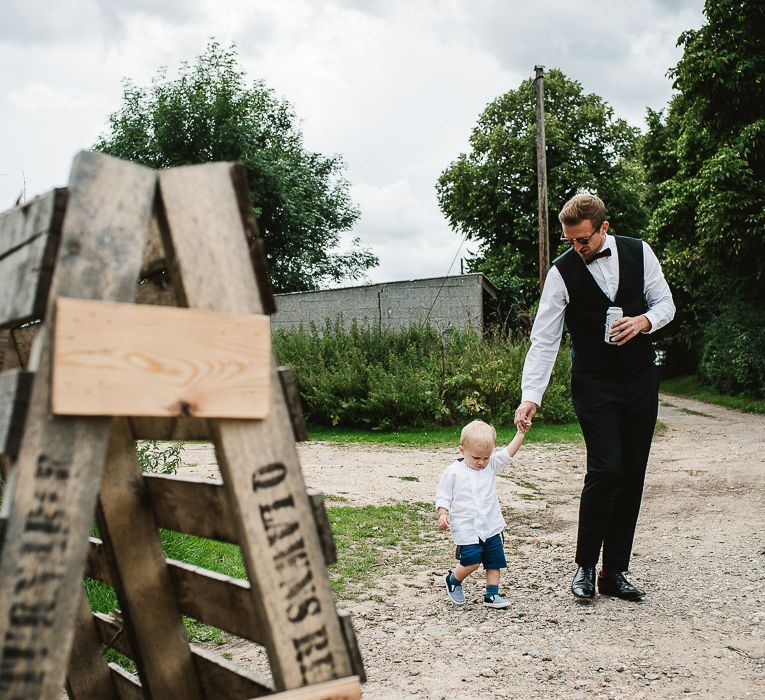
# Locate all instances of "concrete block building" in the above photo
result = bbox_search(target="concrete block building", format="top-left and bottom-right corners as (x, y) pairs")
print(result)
(271, 273), (499, 335)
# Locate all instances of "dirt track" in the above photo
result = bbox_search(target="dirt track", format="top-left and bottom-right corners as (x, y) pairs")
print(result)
(185, 394), (765, 699)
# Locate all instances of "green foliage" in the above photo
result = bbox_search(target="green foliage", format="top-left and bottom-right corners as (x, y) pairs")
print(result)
(95, 40), (377, 292)
(644, 1), (765, 382)
(272, 322), (575, 428)
(136, 440), (182, 474)
(697, 300), (765, 398)
(437, 69), (647, 329)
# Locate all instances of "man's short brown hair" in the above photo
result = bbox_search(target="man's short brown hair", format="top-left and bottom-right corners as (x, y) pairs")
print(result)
(558, 194), (606, 228)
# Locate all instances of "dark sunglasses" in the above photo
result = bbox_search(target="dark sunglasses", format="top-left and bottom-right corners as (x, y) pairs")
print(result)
(560, 225), (602, 246)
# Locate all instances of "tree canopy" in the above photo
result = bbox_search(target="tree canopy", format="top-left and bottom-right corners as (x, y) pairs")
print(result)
(436, 69), (647, 329)
(95, 41), (378, 292)
(643, 0), (765, 393)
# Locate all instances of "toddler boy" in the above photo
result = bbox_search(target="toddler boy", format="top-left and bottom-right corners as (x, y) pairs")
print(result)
(435, 419), (527, 608)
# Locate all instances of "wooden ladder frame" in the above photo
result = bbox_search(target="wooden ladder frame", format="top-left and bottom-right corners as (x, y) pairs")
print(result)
(0, 152), (364, 700)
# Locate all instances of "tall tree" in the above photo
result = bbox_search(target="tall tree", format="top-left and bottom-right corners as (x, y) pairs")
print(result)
(95, 41), (378, 292)
(437, 69), (647, 329)
(643, 0), (765, 391)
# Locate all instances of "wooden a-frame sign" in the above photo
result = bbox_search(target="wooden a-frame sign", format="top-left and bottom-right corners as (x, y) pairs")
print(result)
(0, 152), (364, 699)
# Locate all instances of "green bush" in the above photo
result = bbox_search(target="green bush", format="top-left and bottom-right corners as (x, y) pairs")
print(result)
(698, 299), (765, 399)
(273, 321), (575, 429)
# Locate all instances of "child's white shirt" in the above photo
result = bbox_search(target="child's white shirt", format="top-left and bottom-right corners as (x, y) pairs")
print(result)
(434, 448), (513, 545)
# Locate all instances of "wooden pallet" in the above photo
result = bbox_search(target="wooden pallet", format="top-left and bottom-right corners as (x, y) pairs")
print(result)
(0, 152), (364, 700)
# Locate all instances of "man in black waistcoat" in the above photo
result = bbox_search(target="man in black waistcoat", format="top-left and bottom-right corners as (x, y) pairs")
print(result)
(514, 194), (675, 601)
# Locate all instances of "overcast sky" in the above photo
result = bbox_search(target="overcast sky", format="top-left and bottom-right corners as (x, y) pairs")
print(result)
(1, 0), (705, 285)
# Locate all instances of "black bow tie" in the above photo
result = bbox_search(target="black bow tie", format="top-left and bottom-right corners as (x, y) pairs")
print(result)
(587, 248), (612, 264)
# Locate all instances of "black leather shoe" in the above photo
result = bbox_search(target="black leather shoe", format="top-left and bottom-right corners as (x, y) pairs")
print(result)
(598, 571), (645, 601)
(571, 566), (596, 600)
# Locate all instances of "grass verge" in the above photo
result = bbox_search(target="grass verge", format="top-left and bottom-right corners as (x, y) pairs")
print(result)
(85, 501), (440, 655)
(307, 422), (583, 447)
(661, 375), (765, 415)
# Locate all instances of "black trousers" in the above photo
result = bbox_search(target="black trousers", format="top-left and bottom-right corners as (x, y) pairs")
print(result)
(571, 363), (659, 572)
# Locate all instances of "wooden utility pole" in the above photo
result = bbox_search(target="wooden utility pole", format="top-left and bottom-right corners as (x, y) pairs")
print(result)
(535, 65), (550, 290)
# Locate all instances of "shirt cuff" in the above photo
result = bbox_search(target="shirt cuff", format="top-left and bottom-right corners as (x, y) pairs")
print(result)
(435, 499), (451, 510)
(642, 311), (657, 334)
(521, 391), (543, 407)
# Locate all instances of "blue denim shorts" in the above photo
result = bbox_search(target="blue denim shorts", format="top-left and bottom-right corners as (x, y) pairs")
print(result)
(455, 533), (506, 569)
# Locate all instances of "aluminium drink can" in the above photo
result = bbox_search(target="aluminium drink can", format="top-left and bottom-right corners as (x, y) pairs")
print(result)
(604, 306), (623, 345)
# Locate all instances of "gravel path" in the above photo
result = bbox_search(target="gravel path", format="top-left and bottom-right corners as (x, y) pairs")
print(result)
(182, 394), (765, 699)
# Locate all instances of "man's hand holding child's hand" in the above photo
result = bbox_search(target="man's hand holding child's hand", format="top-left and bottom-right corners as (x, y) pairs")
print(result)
(438, 512), (450, 530)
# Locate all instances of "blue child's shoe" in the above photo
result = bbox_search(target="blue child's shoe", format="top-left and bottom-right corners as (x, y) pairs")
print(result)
(444, 570), (465, 605)
(483, 593), (511, 609)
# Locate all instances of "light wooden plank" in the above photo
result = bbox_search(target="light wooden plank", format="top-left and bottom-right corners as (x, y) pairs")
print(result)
(96, 417), (204, 699)
(267, 676), (361, 700)
(158, 162), (354, 691)
(0, 370), (33, 460)
(53, 298), (271, 419)
(65, 593), (118, 700)
(93, 612), (274, 698)
(277, 367), (307, 443)
(0, 189), (67, 329)
(0, 150), (156, 700)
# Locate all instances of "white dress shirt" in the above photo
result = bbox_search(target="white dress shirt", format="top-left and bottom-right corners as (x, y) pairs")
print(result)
(521, 234), (676, 406)
(434, 449), (513, 545)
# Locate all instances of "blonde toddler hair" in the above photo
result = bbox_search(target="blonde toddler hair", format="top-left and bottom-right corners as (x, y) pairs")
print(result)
(460, 420), (496, 449)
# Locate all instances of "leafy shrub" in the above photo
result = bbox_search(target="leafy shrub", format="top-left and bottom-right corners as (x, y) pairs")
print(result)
(273, 321), (575, 429)
(698, 299), (765, 399)
(137, 441), (182, 474)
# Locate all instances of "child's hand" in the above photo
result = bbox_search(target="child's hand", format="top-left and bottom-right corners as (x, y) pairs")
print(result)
(438, 512), (450, 530)
(518, 419), (532, 433)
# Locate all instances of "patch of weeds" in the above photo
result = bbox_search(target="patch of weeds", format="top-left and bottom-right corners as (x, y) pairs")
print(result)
(323, 493), (350, 503)
(654, 419), (668, 436)
(137, 440), (183, 474)
(678, 407), (713, 418)
(660, 400), (676, 408)
(327, 501), (438, 600)
(222, 652), (233, 661)
(388, 475), (419, 482)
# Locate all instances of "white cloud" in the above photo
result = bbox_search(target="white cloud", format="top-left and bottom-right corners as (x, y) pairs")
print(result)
(0, 0), (706, 278)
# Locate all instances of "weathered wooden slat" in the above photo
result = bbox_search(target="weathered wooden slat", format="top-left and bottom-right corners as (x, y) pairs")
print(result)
(96, 417), (204, 699)
(190, 645), (273, 699)
(267, 676), (361, 700)
(142, 476), (338, 565)
(85, 539), (262, 642)
(0, 370), (33, 460)
(306, 488), (337, 566)
(158, 162), (354, 690)
(229, 164), (276, 316)
(144, 474), (238, 543)
(0, 151), (156, 700)
(9, 323), (39, 370)
(277, 367), (308, 443)
(53, 298), (271, 419)
(108, 664), (143, 700)
(337, 610), (365, 684)
(65, 593), (118, 700)
(0, 189), (67, 329)
(166, 559), (264, 642)
(92, 612), (274, 699)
